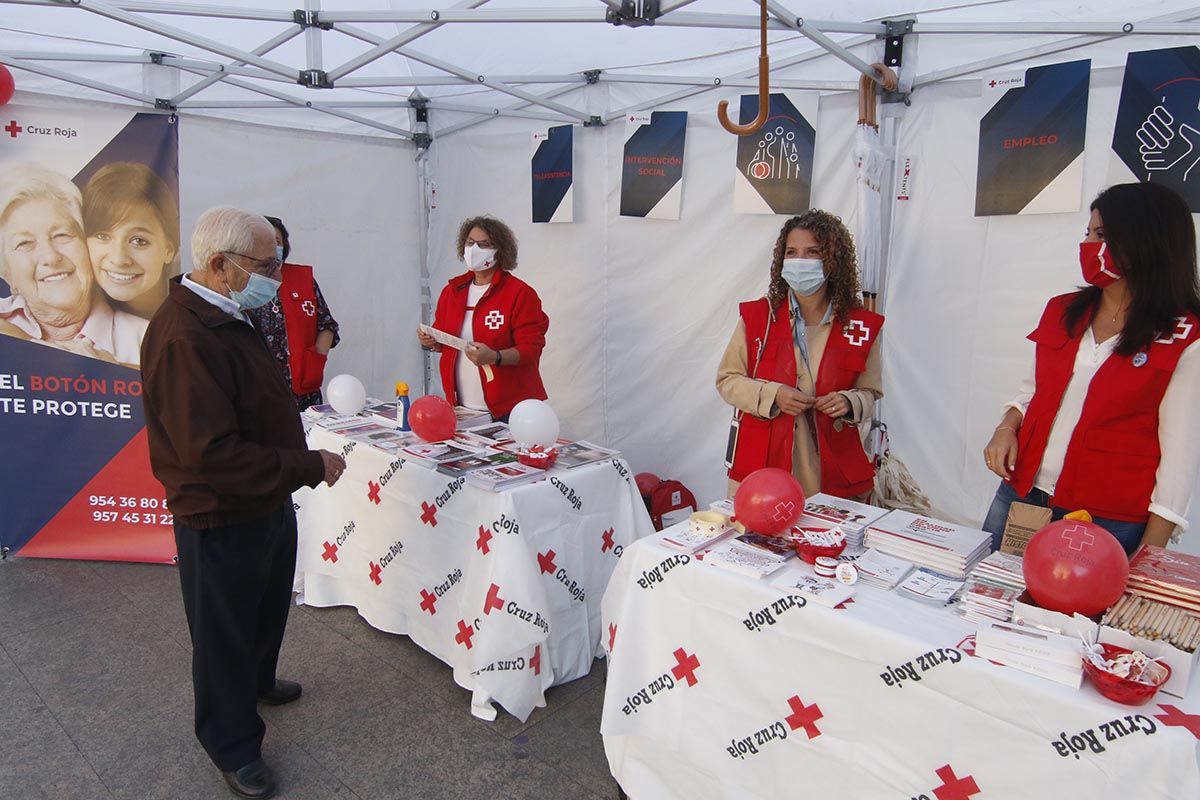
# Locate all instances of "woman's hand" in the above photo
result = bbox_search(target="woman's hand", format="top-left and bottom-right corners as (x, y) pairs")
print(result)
(983, 426), (1019, 479)
(776, 385), (815, 416)
(416, 327), (439, 350)
(814, 392), (851, 419)
(465, 342), (498, 367)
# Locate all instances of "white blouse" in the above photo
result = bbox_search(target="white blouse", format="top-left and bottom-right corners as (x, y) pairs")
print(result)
(1005, 327), (1200, 531)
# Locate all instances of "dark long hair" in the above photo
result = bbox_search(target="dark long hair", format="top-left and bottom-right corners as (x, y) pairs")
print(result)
(264, 215), (290, 261)
(1064, 183), (1200, 355)
(765, 210), (862, 321)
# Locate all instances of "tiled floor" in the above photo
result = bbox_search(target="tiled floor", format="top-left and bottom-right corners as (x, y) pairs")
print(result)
(0, 557), (621, 800)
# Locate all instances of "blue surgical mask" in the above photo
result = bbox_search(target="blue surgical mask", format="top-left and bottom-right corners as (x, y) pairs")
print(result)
(781, 257), (826, 296)
(228, 261), (281, 309)
(276, 245), (286, 263)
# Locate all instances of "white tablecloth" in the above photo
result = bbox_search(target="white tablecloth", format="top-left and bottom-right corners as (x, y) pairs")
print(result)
(601, 529), (1200, 800)
(295, 426), (654, 721)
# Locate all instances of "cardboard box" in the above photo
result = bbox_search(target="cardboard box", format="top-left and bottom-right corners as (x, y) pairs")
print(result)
(1098, 625), (1199, 699)
(1000, 502), (1051, 556)
(1011, 592), (1099, 642)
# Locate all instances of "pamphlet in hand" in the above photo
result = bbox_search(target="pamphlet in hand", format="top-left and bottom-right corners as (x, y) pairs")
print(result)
(419, 323), (467, 352)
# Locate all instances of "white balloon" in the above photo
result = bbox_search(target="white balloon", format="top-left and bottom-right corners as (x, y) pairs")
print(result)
(508, 399), (560, 448)
(327, 374), (367, 415)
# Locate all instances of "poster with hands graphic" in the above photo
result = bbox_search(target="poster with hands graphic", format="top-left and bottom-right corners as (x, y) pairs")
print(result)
(733, 93), (818, 215)
(1112, 46), (1200, 211)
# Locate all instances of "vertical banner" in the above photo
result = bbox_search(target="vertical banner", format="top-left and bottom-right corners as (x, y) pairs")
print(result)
(733, 93), (818, 215)
(620, 111), (687, 219)
(531, 124), (574, 223)
(0, 105), (180, 562)
(1111, 46), (1200, 212)
(975, 59), (1091, 216)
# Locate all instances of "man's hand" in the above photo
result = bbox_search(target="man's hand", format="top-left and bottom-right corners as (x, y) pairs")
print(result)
(814, 392), (851, 419)
(465, 342), (498, 367)
(776, 385), (815, 416)
(318, 450), (347, 486)
(416, 327), (439, 350)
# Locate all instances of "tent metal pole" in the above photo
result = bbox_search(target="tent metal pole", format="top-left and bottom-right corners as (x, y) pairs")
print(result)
(915, 7), (1200, 86)
(0, 58), (156, 104)
(0, 50), (155, 63)
(597, 72), (856, 90)
(324, 0), (492, 81)
(660, 12), (882, 34)
(435, 84), (583, 137)
(338, 75), (585, 87)
(912, 21), (1200, 35)
(425, 100), (576, 122)
(65, 0), (299, 80)
(304, 0), (323, 73)
(765, 2), (880, 82)
(0, 0), (292, 20)
(319, 8), (604, 24)
(169, 25), (303, 105)
(660, 0), (703, 11)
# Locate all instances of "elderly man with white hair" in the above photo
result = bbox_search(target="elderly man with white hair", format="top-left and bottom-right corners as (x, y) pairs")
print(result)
(140, 205), (346, 799)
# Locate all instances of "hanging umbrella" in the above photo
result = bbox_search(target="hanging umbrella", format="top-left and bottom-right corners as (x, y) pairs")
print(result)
(853, 64), (897, 312)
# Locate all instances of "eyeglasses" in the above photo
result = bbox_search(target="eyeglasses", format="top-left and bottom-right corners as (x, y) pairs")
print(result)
(223, 251), (282, 278)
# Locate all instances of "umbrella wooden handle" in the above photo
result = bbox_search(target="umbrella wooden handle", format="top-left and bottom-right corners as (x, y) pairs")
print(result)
(718, 1), (769, 136)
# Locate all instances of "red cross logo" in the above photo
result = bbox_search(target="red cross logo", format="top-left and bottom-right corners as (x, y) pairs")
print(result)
(1060, 524), (1094, 551)
(835, 597), (856, 610)
(483, 583), (504, 615)
(454, 619), (474, 650)
(537, 549), (557, 575)
(608, 623), (617, 652)
(4, 121), (21, 138)
(784, 696), (823, 739)
(1155, 705), (1200, 739)
(321, 540), (339, 564)
(368, 561), (382, 585)
(601, 528), (615, 552)
(1156, 316), (1194, 344)
(476, 525), (493, 555)
(904, 167), (911, 177)
(844, 319), (870, 346)
(771, 501), (796, 523)
(988, 79), (997, 88)
(484, 309), (505, 330)
(419, 588), (438, 615)
(420, 501), (438, 527)
(671, 648), (701, 687)
(367, 480), (381, 504)
(529, 645), (542, 676)
(932, 765), (980, 800)
(301, 300), (316, 317)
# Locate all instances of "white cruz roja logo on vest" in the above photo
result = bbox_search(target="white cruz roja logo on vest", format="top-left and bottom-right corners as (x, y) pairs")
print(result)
(844, 319), (870, 347)
(302, 300), (316, 317)
(1155, 316), (1193, 345)
(484, 310), (505, 330)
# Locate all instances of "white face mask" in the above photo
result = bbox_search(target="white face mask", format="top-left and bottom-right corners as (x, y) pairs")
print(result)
(464, 243), (498, 272)
(781, 257), (826, 296)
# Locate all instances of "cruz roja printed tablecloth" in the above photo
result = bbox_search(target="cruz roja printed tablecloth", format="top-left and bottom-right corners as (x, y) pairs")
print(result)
(601, 530), (1200, 800)
(294, 426), (655, 722)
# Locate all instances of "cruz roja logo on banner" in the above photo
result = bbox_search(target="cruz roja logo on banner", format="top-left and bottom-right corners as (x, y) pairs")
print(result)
(727, 693), (825, 761)
(1051, 713), (1158, 760)
(418, 569), (462, 615)
(320, 519), (356, 565)
(742, 593), (806, 633)
(621, 647), (701, 715)
(368, 538), (404, 585)
(879, 646), (964, 689)
(636, 553), (691, 590)
(2, 118), (79, 139)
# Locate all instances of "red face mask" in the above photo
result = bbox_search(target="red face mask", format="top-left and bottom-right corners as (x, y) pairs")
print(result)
(1079, 241), (1122, 288)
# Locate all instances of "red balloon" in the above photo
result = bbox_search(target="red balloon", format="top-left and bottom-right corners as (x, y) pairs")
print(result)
(0, 65), (13, 107)
(409, 395), (457, 442)
(733, 467), (806, 536)
(1023, 519), (1129, 617)
(635, 472), (662, 496)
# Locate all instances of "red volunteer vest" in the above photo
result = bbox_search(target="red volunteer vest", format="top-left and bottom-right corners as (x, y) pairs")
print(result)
(728, 298), (883, 498)
(433, 270), (549, 419)
(1009, 293), (1200, 522)
(278, 264), (326, 395)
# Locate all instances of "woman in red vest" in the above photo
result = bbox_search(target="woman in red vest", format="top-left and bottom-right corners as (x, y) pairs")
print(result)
(718, 210), (883, 500)
(982, 183), (1200, 555)
(417, 215), (549, 421)
(245, 216), (339, 411)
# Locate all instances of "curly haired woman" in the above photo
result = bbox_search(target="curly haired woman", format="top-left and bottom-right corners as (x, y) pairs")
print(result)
(717, 210), (884, 499)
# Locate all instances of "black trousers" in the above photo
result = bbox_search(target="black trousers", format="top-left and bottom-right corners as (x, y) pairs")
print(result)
(174, 502), (297, 771)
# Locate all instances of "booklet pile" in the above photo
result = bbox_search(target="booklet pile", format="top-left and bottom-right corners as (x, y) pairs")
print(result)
(865, 511), (990, 580)
(960, 551), (1026, 623)
(801, 493), (889, 552)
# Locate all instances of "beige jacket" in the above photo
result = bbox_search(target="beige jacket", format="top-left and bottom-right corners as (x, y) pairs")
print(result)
(716, 308), (883, 498)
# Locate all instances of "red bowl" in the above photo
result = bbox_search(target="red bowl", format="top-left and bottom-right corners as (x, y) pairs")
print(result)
(1082, 644), (1171, 706)
(517, 449), (557, 469)
(794, 538), (847, 565)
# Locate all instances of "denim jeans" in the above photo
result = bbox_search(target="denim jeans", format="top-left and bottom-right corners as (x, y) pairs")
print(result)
(981, 481), (1146, 556)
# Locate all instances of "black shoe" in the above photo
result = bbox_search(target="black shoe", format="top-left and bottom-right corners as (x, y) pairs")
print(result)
(222, 758), (276, 799)
(258, 679), (302, 706)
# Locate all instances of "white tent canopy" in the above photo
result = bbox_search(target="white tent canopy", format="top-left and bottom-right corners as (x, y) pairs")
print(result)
(4, 0), (1200, 548)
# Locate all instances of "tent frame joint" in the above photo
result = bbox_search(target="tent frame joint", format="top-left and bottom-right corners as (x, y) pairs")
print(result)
(607, 0), (661, 28)
(154, 97), (176, 111)
(583, 69), (602, 85)
(412, 131), (432, 149)
(584, 114), (604, 127)
(293, 8), (332, 31)
(409, 95), (429, 123)
(298, 68), (333, 89)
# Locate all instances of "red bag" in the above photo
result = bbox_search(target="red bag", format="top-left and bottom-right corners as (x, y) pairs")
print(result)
(647, 479), (697, 532)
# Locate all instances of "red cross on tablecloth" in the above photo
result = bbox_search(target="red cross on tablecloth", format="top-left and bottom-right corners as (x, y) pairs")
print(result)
(608, 623), (617, 652)
(420, 501), (438, 527)
(784, 696), (823, 738)
(476, 525), (493, 554)
(321, 541), (339, 564)
(538, 549), (557, 575)
(4, 121), (21, 138)
(484, 583), (504, 615)
(419, 588), (438, 615)
(671, 648), (700, 686)
(933, 765), (980, 800)
(529, 645), (542, 676)
(367, 480), (381, 504)
(601, 528), (615, 552)
(455, 619), (474, 649)
(368, 561), (382, 585)
(1155, 705), (1200, 739)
